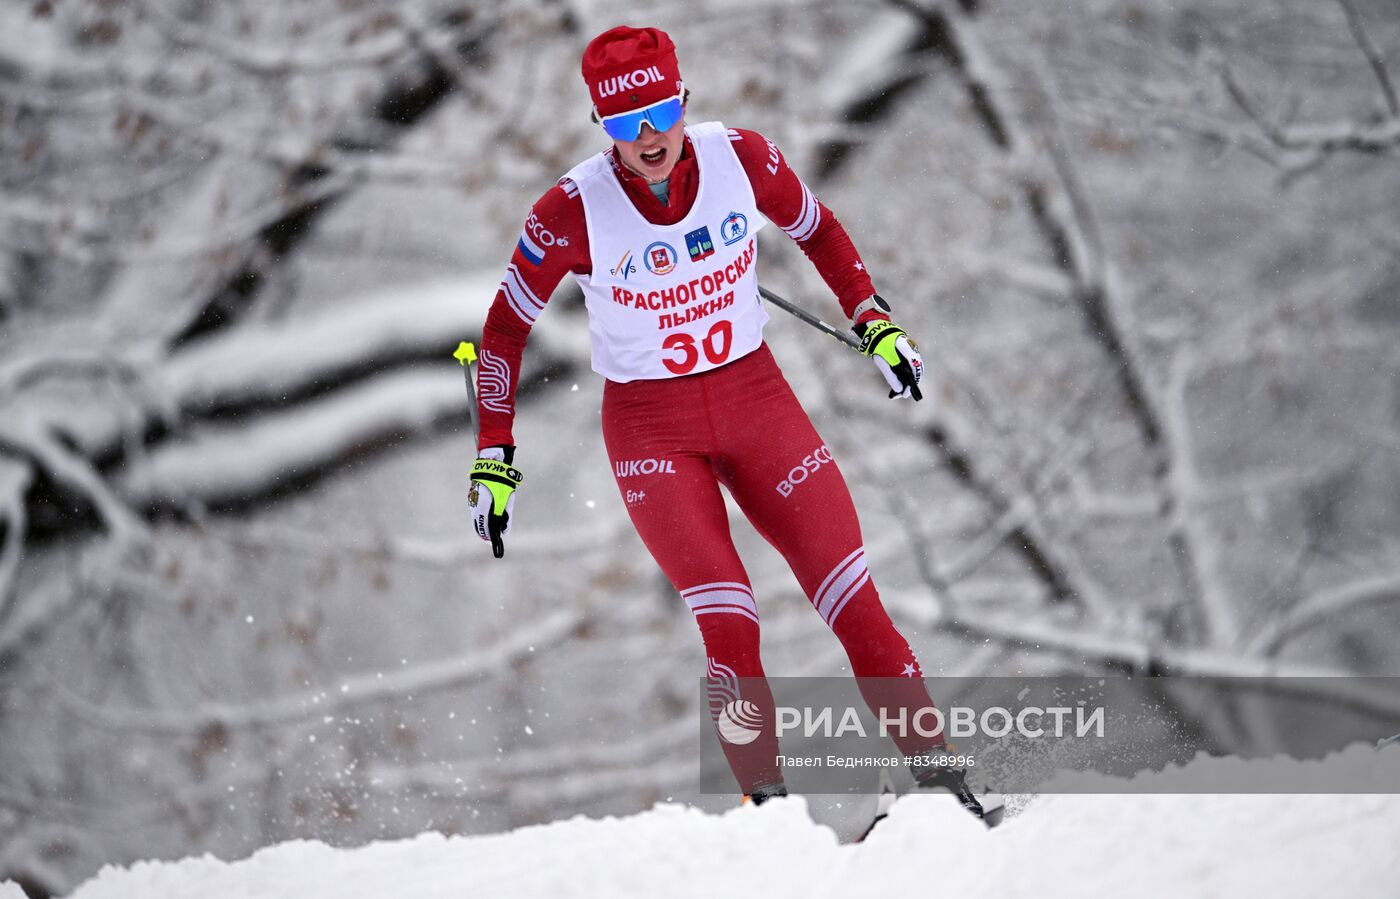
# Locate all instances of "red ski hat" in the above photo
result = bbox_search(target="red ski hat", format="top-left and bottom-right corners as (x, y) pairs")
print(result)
(581, 26), (684, 118)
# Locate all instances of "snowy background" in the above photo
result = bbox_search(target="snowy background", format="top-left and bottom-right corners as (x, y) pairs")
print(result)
(2, 0), (1399, 895)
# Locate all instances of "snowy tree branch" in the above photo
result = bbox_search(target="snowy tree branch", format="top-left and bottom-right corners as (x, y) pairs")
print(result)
(2, 274), (582, 539)
(211, 519), (638, 569)
(878, 0), (1235, 643)
(376, 716), (697, 793)
(134, 0), (419, 77)
(0, 542), (125, 668)
(155, 276), (510, 415)
(46, 608), (587, 735)
(117, 366), (475, 511)
(0, 424), (147, 543)
(1215, 54), (1400, 179)
(0, 350), (155, 408)
(0, 173), (354, 266)
(1337, 0), (1399, 118)
(881, 590), (1400, 718)
(1247, 573), (1400, 658)
(789, 322), (1092, 614)
(0, 455), (33, 625)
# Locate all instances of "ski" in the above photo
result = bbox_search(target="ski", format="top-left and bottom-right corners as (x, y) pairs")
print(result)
(856, 769), (900, 842)
(857, 768), (1005, 842)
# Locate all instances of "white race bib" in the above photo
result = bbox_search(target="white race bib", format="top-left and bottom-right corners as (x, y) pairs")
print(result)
(564, 122), (768, 382)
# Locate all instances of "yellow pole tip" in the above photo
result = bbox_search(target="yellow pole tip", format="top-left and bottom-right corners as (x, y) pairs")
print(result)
(453, 341), (478, 365)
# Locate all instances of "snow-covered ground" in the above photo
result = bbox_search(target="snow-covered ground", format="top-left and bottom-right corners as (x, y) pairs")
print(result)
(47, 745), (1400, 899)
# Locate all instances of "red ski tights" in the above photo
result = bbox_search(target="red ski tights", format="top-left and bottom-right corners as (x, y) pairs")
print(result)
(602, 344), (943, 792)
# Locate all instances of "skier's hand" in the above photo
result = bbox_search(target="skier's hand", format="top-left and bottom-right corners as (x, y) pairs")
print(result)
(469, 446), (523, 559)
(855, 318), (924, 401)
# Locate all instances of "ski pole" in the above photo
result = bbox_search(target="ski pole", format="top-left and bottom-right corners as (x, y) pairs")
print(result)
(758, 285), (861, 352)
(453, 340), (480, 443)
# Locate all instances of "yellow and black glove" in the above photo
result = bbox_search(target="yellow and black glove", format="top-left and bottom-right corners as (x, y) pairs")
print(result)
(854, 308), (925, 401)
(469, 446), (523, 559)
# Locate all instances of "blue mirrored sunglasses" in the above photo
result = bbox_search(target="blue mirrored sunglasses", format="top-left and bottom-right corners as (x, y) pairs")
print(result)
(599, 94), (685, 142)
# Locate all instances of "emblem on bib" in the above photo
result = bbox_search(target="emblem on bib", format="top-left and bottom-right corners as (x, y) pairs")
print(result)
(610, 250), (637, 280)
(685, 226), (715, 263)
(720, 211), (748, 246)
(644, 241), (678, 276)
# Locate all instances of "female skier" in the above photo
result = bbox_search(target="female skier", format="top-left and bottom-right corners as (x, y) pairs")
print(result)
(468, 25), (995, 821)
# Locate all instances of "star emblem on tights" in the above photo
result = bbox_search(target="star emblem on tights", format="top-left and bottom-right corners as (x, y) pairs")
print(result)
(901, 662), (918, 677)
(854, 261), (865, 271)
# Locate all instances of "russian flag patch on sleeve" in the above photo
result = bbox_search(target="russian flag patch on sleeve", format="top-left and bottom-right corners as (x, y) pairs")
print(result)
(517, 230), (545, 266)
(517, 209), (564, 267)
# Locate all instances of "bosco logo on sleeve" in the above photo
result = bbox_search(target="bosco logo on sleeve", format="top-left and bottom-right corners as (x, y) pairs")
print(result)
(518, 211), (568, 266)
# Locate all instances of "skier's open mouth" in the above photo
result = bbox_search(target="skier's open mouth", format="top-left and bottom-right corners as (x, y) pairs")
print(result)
(639, 147), (667, 168)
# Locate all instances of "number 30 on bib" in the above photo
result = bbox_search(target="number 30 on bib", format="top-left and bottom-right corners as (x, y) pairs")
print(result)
(662, 319), (734, 375)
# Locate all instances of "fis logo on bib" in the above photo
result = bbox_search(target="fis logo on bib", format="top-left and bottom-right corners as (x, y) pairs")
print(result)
(720, 212), (748, 246)
(645, 241), (678, 276)
(685, 226), (715, 263)
(610, 250), (637, 280)
(615, 458), (677, 478)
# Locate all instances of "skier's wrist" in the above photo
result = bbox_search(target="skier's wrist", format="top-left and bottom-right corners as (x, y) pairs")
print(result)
(854, 309), (891, 326)
(477, 444), (515, 465)
(851, 293), (891, 325)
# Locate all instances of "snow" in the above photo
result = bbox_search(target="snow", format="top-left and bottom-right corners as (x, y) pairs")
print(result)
(56, 745), (1400, 899)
